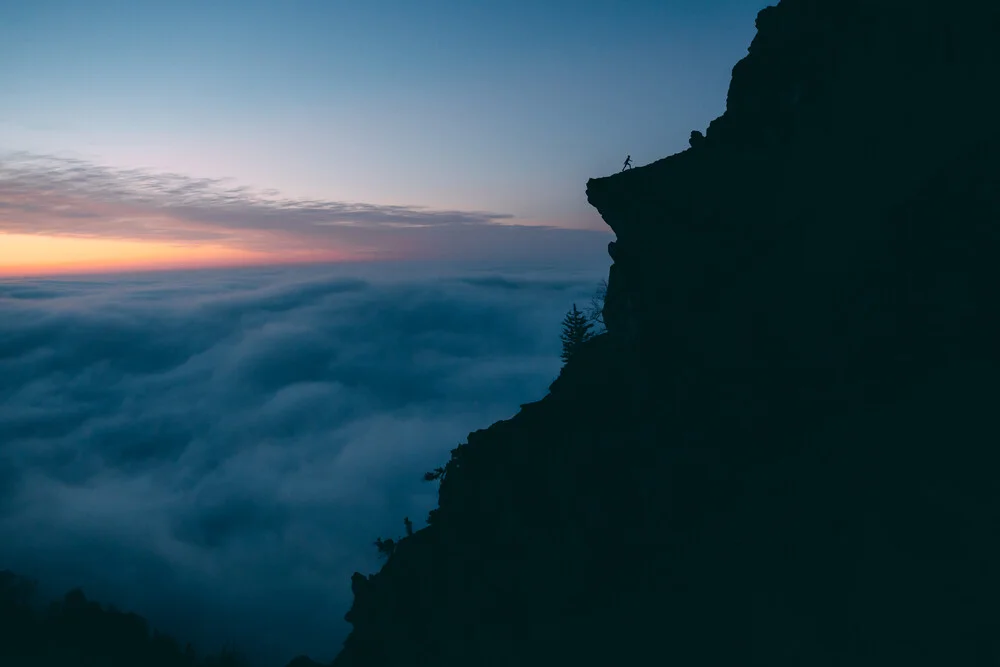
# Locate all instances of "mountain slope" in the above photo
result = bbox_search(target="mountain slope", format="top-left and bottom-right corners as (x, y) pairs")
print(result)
(331, 1), (1000, 664)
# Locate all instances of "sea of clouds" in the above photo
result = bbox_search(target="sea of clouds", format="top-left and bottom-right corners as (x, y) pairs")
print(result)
(0, 258), (608, 665)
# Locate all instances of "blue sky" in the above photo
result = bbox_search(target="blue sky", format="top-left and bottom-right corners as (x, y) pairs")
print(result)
(1, 0), (769, 273)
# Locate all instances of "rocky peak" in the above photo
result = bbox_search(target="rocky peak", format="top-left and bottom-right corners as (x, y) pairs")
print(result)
(332, 1), (1000, 665)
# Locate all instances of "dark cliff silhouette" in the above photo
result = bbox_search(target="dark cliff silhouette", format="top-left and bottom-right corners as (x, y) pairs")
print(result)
(331, 1), (1000, 665)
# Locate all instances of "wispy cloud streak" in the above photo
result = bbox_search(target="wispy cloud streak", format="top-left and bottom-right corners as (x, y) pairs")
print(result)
(0, 152), (612, 265)
(2, 152), (574, 260)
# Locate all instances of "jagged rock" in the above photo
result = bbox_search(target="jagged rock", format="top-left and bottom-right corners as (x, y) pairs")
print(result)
(349, 572), (370, 598)
(331, 1), (1000, 665)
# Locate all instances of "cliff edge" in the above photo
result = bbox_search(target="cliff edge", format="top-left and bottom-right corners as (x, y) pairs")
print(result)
(332, 1), (1000, 665)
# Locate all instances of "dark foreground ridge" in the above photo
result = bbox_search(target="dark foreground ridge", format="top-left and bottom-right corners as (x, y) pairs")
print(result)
(0, 571), (254, 667)
(332, 1), (1000, 665)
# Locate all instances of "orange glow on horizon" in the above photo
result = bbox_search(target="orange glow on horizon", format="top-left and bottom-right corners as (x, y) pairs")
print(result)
(0, 233), (350, 277)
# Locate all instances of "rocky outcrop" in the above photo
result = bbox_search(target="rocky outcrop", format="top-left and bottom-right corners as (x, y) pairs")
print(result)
(331, 1), (1000, 665)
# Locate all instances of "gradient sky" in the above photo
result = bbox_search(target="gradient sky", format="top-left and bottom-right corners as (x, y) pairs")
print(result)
(0, 0), (769, 273)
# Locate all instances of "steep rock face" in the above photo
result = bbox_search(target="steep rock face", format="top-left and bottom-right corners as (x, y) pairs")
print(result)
(331, 1), (1000, 665)
(591, 0), (1000, 464)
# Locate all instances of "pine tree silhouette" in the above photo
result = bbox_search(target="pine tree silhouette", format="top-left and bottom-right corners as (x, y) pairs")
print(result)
(560, 303), (594, 363)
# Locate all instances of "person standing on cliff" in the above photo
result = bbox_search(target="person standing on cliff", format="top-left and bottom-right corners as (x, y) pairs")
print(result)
(621, 155), (632, 171)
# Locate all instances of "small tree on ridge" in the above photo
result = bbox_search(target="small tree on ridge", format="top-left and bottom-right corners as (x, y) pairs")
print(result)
(560, 303), (593, 364)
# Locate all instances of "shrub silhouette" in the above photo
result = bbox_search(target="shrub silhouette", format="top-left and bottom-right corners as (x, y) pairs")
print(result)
(373, 537), (396, 559)
(422, 466), (446, 482)
(585, 279), (608, 332)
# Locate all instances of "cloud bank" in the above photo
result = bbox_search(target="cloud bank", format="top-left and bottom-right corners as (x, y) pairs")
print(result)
(0, 260), (609, 666)
(0, 152), (612, 264)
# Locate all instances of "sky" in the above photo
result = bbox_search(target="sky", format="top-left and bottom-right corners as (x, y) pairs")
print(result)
(0, 0), (769, 274)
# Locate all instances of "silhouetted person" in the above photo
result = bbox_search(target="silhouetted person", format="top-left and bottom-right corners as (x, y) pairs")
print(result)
(403, 517), (413, 537)
(621, 154), (632, 171)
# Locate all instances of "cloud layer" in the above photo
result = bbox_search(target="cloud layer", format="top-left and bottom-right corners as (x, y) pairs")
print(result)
(0, 259), (608, 665)
(0, 152), (611, 264)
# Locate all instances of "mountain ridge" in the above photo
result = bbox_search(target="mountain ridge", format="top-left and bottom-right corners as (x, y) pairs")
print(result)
(332, 0), (1000, 664)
